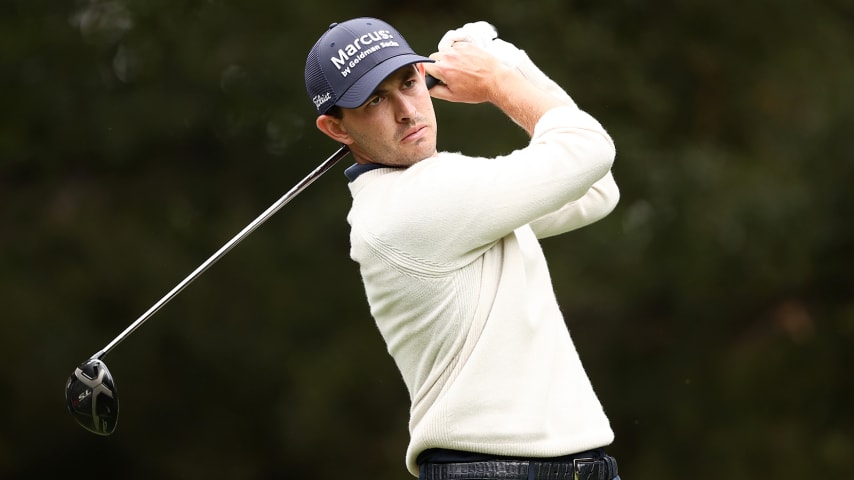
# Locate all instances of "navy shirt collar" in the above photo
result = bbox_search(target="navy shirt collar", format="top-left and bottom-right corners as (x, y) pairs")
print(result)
(344, 163), (397, 182)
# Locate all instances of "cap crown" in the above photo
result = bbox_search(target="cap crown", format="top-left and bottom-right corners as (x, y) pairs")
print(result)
(305, 18), (430, 115)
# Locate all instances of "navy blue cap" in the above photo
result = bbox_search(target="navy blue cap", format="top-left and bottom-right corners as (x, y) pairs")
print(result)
(305, 18), (433, 115)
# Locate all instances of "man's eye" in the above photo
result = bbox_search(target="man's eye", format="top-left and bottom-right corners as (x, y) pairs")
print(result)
(403, 79), (417, 89)
(367, 96), (383, 106)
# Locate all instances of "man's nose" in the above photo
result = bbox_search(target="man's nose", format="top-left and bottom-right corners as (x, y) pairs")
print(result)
(395, 95), (417, 122)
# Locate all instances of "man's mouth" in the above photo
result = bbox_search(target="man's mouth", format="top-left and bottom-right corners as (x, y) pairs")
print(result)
(401, 125), (427, 143)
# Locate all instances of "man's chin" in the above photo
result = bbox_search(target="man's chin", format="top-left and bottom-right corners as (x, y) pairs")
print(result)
(406, 144), (437, 165)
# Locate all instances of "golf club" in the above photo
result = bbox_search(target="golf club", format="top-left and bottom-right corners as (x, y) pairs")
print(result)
(65, 143), (350, 435)
(66, 74), (440, 435)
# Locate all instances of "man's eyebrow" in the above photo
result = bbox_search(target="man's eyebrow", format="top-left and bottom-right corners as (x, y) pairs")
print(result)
(370, 67), (418, 97)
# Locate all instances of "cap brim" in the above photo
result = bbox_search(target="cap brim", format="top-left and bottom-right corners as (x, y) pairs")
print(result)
(335, 54), (434, 109)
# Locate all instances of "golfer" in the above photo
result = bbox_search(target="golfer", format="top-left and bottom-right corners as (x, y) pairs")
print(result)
(305, 18), (621, 480)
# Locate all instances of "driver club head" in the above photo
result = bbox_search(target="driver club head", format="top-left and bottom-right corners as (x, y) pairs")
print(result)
(66, 357), (118, 435)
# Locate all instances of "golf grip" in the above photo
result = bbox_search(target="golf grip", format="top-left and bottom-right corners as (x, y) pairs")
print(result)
(92, 74), (441, 360)
(425, 74), (440, 89)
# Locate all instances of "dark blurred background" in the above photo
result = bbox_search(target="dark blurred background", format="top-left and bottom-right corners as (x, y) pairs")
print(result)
(2, 0), (852, 478)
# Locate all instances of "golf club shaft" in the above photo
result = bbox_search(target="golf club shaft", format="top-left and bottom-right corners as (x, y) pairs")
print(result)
(92, 144), (352, 360)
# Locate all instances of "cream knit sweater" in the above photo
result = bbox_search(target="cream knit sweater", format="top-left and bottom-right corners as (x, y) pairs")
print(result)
(347, 105), (619, 476)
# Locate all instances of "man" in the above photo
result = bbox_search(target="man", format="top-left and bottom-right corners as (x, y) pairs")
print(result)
(305, 18), (621, 480)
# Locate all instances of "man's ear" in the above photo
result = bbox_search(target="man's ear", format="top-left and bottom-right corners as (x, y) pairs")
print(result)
(315, 114), (353, 144)
(417, 62), (427, 80)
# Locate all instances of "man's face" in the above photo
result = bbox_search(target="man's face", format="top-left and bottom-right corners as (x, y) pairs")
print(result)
(336, 65), (438, 167)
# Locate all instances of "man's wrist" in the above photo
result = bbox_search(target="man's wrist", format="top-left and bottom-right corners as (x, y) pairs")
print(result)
(489, 68), (566, 135)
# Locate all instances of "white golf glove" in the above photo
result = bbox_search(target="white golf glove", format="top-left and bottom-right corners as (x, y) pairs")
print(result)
(438, 21), (500, 51)
(437, 21), (576, 107)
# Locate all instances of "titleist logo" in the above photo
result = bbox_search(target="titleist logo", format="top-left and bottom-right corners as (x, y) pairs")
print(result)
(312, 91), (332, 109)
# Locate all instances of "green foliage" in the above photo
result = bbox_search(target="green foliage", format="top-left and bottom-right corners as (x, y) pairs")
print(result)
(1, 0), (852, 478)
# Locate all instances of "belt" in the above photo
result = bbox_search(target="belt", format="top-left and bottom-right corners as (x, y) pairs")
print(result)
(421, 454), (619, 480)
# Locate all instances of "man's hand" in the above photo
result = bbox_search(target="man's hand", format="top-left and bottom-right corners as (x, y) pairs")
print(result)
(434, 21), (577, 108)
(424, 42), (564, 136)
(425, 43), (508, 104)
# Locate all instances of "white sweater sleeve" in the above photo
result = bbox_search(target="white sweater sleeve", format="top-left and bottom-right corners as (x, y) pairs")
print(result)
(363, 106), (616, 266)
(530, 170), (619, 239)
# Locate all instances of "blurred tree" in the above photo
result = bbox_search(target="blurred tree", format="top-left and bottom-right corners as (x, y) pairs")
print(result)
(1, 0), (852, 478)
